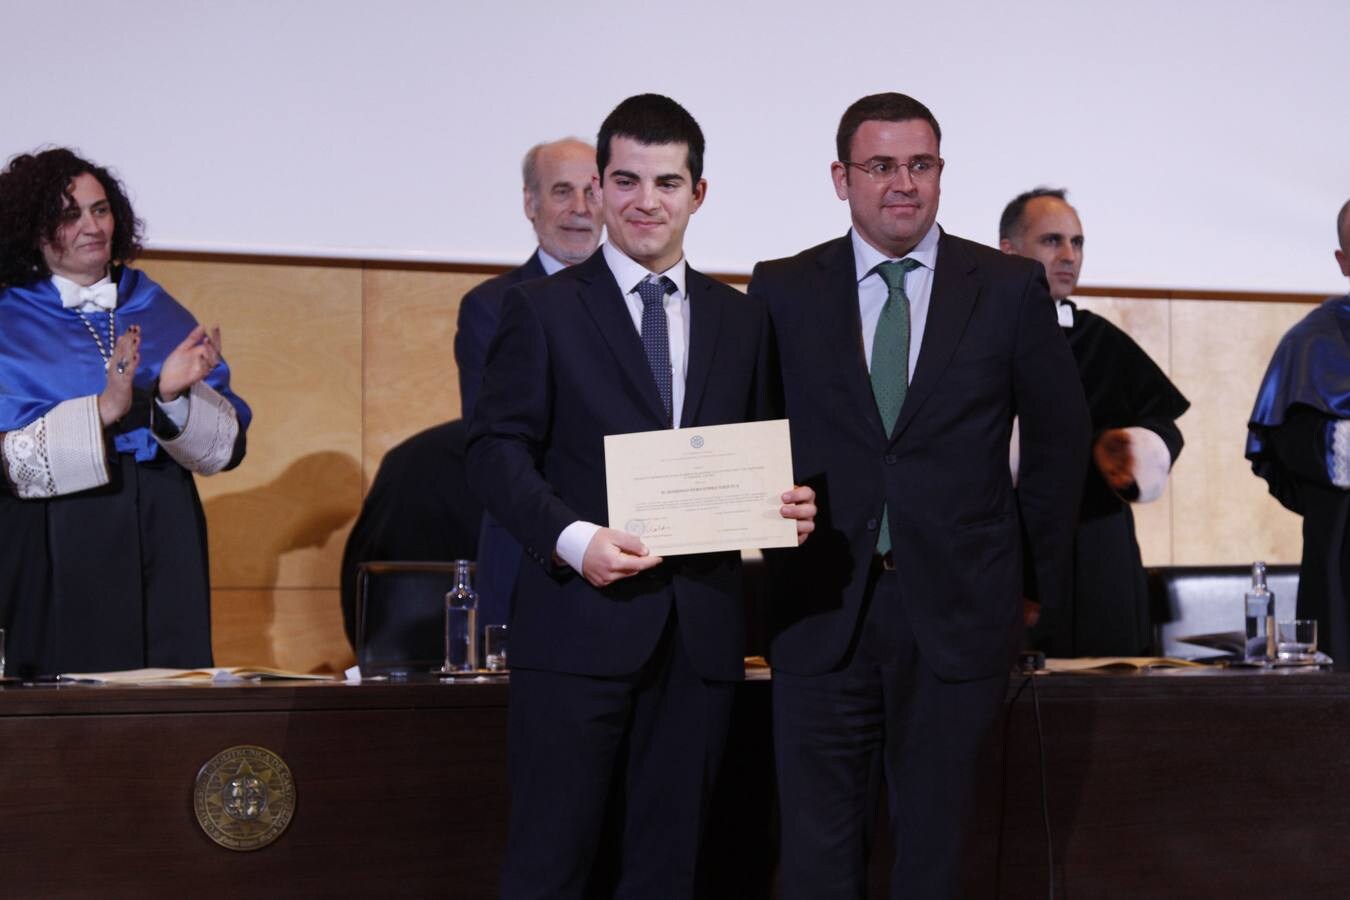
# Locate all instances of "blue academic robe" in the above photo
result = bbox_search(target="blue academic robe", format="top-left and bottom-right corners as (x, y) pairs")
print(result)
(0, 267), (250, 676)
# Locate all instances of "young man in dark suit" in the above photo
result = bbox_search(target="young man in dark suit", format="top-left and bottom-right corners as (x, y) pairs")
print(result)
(750, 92), (1090, 899)
(468, 94), (814, 900)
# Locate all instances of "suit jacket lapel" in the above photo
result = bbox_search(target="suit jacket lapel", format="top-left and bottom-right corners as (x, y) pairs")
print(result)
(892, 230), (978, 442)
(815, 237), (889, 440)
(575, 253), (669, 424)
(680, 268), (723, 426)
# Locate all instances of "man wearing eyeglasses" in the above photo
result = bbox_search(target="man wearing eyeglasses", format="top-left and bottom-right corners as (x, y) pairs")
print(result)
(1000, 188), (1189, 658)
(749, 92), (1090, 898)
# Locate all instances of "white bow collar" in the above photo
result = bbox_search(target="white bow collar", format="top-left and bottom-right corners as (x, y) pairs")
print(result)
(53, 272), (117, 312)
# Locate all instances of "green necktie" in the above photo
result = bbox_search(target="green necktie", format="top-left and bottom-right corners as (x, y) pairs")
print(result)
(870, 257), (921, 555)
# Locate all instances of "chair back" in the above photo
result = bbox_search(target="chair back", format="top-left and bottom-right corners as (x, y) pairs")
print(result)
(1150, 564), (1300, 657)
(355, 561), (462, 675)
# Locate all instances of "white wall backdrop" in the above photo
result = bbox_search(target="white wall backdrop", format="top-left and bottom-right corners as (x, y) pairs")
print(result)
(7, 0), (1349, 292)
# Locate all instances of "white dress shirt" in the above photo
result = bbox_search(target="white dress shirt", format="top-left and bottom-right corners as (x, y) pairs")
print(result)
(537, 247), (567, 276)
(555, 243), (692, 571)
(852, 220), (940, 381)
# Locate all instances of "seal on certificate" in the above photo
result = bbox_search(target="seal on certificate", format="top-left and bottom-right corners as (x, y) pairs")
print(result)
(194, 745), (296, 851)
(689, 435), (705, 449)
(624, 518), (647, 536)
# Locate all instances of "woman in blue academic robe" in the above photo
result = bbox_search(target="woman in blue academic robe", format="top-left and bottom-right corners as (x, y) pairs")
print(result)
(0, 148), (251, 677)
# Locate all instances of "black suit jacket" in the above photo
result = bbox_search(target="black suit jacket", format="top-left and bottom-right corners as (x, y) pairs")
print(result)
(455, 252), (548, 627)
(455, 251), (547, 422)
(751, 231), (1089, 681)
(466, 250), (775, 681)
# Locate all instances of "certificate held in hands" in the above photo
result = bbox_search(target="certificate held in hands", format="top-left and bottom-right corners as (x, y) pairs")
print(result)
(604, 419), (797, 556)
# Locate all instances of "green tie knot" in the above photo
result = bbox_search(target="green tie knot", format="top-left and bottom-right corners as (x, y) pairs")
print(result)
(874, 257), (921, 294)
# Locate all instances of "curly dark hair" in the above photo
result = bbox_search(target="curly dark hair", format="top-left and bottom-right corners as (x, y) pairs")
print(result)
(0, 147), (143, 290)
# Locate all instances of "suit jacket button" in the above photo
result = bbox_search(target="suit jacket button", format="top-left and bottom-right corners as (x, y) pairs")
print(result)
(866, 518), (878, 530)
(884, 454), (897, 465)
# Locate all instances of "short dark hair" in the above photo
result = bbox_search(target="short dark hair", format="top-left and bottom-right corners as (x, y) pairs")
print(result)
(836, 93), (942, 163)
(1337, 198), (1350, 253)
(596, 94), (705, 184)
(999, 187), (1070, 241)
(0, 147), (143, 290)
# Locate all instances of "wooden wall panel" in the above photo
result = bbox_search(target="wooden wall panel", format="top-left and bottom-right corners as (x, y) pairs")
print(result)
(1168, 299), (1313, 564)
(138, 259), (364, 588)
(1074, 296), (1175, 566)
(361, 268), (486, 483)
(113, 255), (1325, 670)
(137, 259), (364, 672)
(210, 588), (354, 673)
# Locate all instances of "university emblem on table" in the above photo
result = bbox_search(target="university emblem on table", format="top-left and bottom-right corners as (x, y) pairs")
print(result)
(193, 745), (296, 851)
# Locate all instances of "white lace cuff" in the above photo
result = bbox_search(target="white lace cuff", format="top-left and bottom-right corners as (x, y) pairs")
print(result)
(155, 381), (239, 475)
(1331, 419), (1350, 489)
(1125, 426), (1173, 503)
(2, 396), (109, 498)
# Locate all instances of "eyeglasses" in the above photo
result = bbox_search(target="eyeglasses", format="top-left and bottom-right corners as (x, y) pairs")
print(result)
(841, 156), (943, 184)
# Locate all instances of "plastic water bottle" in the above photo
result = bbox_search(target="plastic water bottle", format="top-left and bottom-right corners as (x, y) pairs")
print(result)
(443, 560), (479, 672)
(1244, 561), (1276, 663)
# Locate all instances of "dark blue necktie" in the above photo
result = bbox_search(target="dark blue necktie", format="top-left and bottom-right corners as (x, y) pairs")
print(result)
(636, 276), (675, 426)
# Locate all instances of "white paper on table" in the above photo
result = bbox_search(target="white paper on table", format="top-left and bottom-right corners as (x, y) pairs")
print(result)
(604, 419), (797, 556)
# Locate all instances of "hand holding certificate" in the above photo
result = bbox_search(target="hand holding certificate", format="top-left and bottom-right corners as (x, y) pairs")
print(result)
(605, 419), (804, 556)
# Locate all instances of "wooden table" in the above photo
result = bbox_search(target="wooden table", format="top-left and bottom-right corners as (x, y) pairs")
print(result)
(971, 666), (1350, 900)
(3, 667), (1347, 898)
(0, 677), (509, 898)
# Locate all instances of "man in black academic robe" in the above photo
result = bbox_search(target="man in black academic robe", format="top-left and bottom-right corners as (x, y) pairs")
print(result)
(1001, 188), (1190, 656)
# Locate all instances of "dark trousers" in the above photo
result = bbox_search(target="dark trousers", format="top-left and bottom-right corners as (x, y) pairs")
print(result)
(500, 615), (735, 900)
(773, 566), (1008, 900)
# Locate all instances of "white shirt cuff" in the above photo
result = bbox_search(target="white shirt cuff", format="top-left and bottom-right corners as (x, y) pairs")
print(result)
(1124, 426), (1173, 503)
(556, 520), (602, 573)
(155, 392), (191, 430)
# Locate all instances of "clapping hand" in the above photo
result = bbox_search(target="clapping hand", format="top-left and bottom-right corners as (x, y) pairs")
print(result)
(98, 325), (141, 426)
(158, 324), (223, 402)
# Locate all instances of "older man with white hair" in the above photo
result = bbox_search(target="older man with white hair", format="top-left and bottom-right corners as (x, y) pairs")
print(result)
(454, 137), (602, 634)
